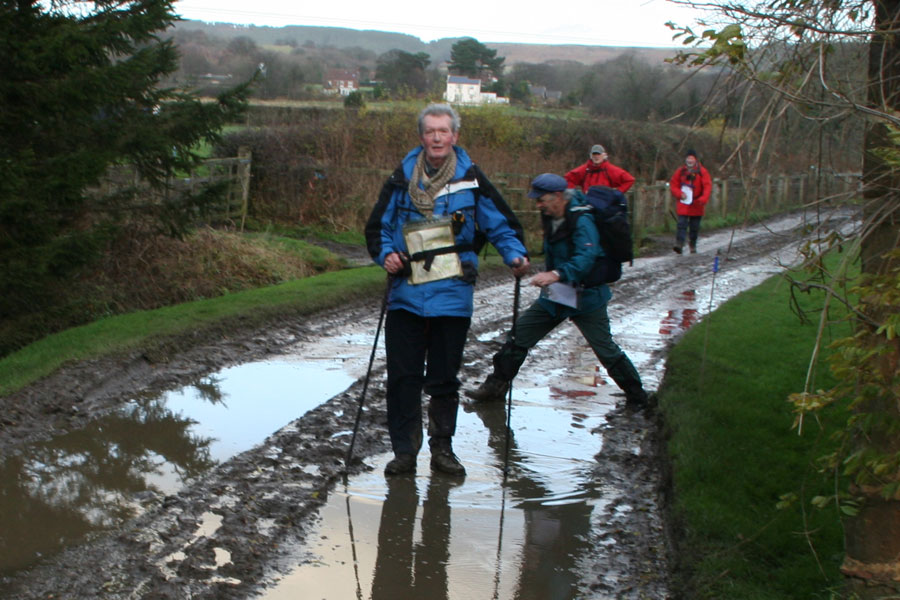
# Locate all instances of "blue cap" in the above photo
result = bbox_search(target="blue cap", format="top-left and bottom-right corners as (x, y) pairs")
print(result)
(527, 173), (567, 198)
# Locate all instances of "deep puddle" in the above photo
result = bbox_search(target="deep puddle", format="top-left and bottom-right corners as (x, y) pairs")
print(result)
(0, 357), (357, 576)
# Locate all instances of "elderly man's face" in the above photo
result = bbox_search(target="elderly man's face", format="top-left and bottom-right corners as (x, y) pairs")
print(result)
(590, 152), (607, 165)
(535, 191), (566, 218)
(685, 155), (698, 168)
(420, 114), (459, 167)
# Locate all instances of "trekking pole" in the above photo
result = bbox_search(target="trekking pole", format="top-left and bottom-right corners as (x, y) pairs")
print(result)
(345, 275), (392, 467)
(491, 478), (509, 599)
(502, 276), (521, 480)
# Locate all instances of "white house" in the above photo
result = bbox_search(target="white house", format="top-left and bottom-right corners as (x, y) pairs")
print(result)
(444, 75), (482, 104)
(443, 75), (509, 105)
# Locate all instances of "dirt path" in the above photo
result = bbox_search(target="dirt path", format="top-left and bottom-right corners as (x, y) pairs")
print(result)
(0, 210), (851, 599)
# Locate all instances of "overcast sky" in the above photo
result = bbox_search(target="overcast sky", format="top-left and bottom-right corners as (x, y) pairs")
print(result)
(173, 0), (708, 48)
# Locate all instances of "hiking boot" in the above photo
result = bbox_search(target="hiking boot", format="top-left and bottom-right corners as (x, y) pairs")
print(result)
(689, 244), (697, 254)
(465, 374), (509, 403)
(431, 448), (466, 476)
(384, 453), (416, 475)
(429, 439), (466, 476)
(673, 245), (683, 254)
(625, 391), (658, 415)
(624, 390), (649, 412)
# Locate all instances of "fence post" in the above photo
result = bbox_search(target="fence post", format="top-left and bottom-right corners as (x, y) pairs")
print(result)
(720, 178), (729, 219)
(774, 175), (781, 208)
(238, 146), (251, 232)
(629, 186), (639, 233)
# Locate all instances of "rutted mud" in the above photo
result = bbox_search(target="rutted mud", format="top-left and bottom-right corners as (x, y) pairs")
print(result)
(0, 210), (855, 599)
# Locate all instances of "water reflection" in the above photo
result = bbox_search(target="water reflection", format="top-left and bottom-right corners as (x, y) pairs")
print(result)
(371, 476), (458, 600)
(161, 360), (354, 464)
(467, 400), (595, 600)
(1, 357), (357, 583)
(0, 395), (214, 576)
(658, 290), (700, 337)
(261, 383), (603, 600)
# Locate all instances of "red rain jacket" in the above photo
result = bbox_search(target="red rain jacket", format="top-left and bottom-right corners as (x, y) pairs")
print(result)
(565, 160), (635, 193)
(669, 163), (712, 216)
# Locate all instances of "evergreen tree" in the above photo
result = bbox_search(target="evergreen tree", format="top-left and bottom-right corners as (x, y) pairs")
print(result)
(448, 38), (505, 79)
(0, 0), (251, 342)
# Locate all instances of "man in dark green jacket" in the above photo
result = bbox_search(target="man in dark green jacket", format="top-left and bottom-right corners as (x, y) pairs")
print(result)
(466, 173), (650, 410)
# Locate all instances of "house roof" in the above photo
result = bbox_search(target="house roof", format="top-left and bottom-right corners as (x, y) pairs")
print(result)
(325, 69), (359, 81)
(447, 75), (481, 85)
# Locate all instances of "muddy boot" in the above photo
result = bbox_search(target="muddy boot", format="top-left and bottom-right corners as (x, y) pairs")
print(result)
(624, 389), (649, 412)
(689, 244), (697, 254)
(384, 453), (417, 475)
(429, 437), (466, 476)
(673, 245), (683, 254)
(606, 354), (649, 411)
(465, 374), (509, 403)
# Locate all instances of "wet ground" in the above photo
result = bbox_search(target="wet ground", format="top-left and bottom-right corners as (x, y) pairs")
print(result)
(0, 209), (855, 599)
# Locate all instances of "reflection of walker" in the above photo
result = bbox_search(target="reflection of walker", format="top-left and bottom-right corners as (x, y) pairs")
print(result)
(403, 217), (463, 284)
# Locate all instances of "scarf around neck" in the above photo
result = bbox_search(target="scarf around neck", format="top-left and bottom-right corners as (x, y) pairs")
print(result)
(407, 148), (457, 216)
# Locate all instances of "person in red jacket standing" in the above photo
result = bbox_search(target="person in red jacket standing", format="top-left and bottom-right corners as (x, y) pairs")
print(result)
(565, 144), (636, 194)
(669, 149), (712, 254)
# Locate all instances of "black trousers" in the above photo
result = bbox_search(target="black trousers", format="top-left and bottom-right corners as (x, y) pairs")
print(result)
(676, 215), (703, 246)
(384, 309), (471, 456)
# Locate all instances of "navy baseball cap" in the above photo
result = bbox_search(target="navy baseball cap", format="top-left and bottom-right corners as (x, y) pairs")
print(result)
(527, 173), (567, 198)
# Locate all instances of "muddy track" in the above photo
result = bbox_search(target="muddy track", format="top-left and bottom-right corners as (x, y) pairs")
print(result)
(0, 210), (853, 599)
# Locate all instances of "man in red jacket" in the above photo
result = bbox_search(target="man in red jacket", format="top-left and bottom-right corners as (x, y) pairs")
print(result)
(565, 144), (635, 194)
(669, 149), (712, 254)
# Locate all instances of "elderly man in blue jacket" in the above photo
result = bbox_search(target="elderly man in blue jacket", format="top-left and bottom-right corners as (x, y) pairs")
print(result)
(365, 103), (530, 477)
(466, 173), (650, 411)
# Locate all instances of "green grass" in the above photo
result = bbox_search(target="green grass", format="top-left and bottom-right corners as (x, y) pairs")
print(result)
(242, 232), (347, 271)
(661, 267), (854, 599)
(244, 219), (366, 247)
(0, 266), (386, 397)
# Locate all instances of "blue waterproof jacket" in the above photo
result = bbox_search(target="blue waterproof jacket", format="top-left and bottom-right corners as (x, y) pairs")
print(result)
(365, 146), (528, 317)
(537, 195), (613, 317)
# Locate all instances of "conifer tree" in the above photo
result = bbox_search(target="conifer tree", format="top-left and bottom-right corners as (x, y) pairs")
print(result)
(448, 38), (505, 80)
(0, 0), (250, 342)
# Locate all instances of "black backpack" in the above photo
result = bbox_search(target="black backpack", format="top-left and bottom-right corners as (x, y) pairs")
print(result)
(567, 185), (633, 285)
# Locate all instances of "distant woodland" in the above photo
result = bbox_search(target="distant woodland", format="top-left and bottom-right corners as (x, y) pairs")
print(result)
(167, 21), (866, 175)
(167, 21), (712, 124)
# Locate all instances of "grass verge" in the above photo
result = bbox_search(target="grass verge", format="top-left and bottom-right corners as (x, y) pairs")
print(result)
(660, 266), (853, 598)
(0, 266), (386, 397)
